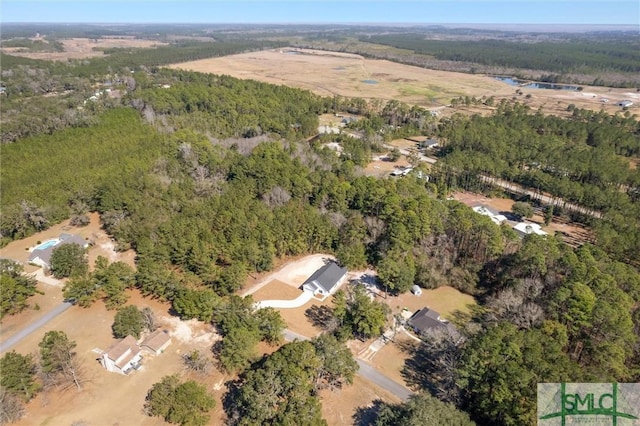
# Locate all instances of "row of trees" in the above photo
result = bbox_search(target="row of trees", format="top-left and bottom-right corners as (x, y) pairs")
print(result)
(361, 34), (640, 86)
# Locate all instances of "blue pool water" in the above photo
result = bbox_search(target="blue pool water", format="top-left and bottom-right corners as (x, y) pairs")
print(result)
(35, 239), (59, 250)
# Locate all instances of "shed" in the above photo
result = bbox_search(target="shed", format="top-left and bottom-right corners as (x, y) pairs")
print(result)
(411, 285), (422, 296)
(141, 330), (172, 355)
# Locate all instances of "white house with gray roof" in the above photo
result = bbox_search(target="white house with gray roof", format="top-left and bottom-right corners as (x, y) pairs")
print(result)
(301, 262), (348, 297)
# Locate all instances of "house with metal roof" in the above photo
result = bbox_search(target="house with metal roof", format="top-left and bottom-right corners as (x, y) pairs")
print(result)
(472, 204), (508, 225)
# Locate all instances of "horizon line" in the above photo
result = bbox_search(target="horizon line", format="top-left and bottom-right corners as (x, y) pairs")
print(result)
(2, 21), (638, 27)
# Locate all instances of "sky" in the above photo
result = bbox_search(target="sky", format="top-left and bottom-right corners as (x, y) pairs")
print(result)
(1, 0), (639, 26)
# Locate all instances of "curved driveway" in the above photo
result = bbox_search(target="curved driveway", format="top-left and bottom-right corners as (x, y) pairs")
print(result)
(255, 291), (314, 309)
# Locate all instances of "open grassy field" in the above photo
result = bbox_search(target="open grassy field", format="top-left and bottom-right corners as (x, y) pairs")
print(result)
(168, 47), (639, 116)
(0, 37), (167, 61)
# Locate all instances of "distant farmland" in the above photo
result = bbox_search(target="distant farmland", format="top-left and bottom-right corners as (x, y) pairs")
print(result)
(168, 47), (639, 116)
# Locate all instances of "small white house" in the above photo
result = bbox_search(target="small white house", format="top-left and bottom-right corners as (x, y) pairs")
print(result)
(513, 222), (548, 237)
(100, 335), (143, 375)
(472, 205), (508, 225)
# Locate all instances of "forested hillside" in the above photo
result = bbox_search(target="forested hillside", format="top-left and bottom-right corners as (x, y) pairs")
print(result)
(1, 49), (638, 425)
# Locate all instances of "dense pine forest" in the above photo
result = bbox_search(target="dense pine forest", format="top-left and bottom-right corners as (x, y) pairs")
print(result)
(1, 29), (639, 425)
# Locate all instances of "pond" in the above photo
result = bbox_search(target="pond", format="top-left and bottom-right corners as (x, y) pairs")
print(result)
(494, 76), (578, 91)
(362, 79), (378, 84)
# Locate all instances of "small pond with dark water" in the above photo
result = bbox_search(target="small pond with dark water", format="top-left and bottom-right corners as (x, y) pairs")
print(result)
(494, 76), (578, 91)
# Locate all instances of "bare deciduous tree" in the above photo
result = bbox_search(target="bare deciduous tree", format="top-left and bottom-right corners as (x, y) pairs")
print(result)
(39, 331), (86, 392)
(141, 307), (158, 332)
(182, 350), (212, 375)
(261, 186), (291, 208)
(0, 388), (25, 425)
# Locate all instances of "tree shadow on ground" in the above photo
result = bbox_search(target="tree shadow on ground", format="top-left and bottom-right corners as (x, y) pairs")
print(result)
(396, 339), (435, 393)
(304, 305), (335, 330)
(352, 399), (386, 426)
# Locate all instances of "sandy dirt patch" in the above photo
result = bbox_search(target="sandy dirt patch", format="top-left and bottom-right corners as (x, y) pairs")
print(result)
(364, 154), (411, 178)
(277, 297), (332, 338)
(250, 279), (308, 302)
(389, 138), (421, 150)
(168, 47), (638, 117)
(1, 37), (167, 61)
(386, 286), (476, 320)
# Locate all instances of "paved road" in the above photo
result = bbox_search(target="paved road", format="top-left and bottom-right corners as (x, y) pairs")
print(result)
(0, 301), (72, 353)
(283, 328), (412, 401)
(356, 359), (412, 401)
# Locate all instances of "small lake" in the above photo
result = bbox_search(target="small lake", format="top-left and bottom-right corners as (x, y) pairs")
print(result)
(494, 76), (578, 91)
(362, 79), (378, 84)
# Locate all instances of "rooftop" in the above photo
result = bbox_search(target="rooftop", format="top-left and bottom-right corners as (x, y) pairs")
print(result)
(408, 308), (456, 334)
(104, 335), (141, 369)
(302, 261), (347, 294)
(141, 330), (171, 352)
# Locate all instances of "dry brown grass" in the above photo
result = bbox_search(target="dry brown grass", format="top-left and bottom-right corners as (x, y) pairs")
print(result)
(1, 37), (167, 61)
(168, 48), (640, 117)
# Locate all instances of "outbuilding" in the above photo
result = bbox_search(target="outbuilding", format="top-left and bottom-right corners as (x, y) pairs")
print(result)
(411, 285), (423, 296)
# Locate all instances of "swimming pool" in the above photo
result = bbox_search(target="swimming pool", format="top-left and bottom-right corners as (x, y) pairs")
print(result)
(35, 239), (60, 251)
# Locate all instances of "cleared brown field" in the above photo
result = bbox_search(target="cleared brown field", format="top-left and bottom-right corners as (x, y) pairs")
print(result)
(1, 37), (166, 61)
(168, 48), (640, 116)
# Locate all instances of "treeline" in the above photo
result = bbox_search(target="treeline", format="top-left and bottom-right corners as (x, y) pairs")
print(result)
(361, 34), (640, 86)
(73, 40), (285, 77)
(1, 331), (83, 423)
(435, 101), (640, 262)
